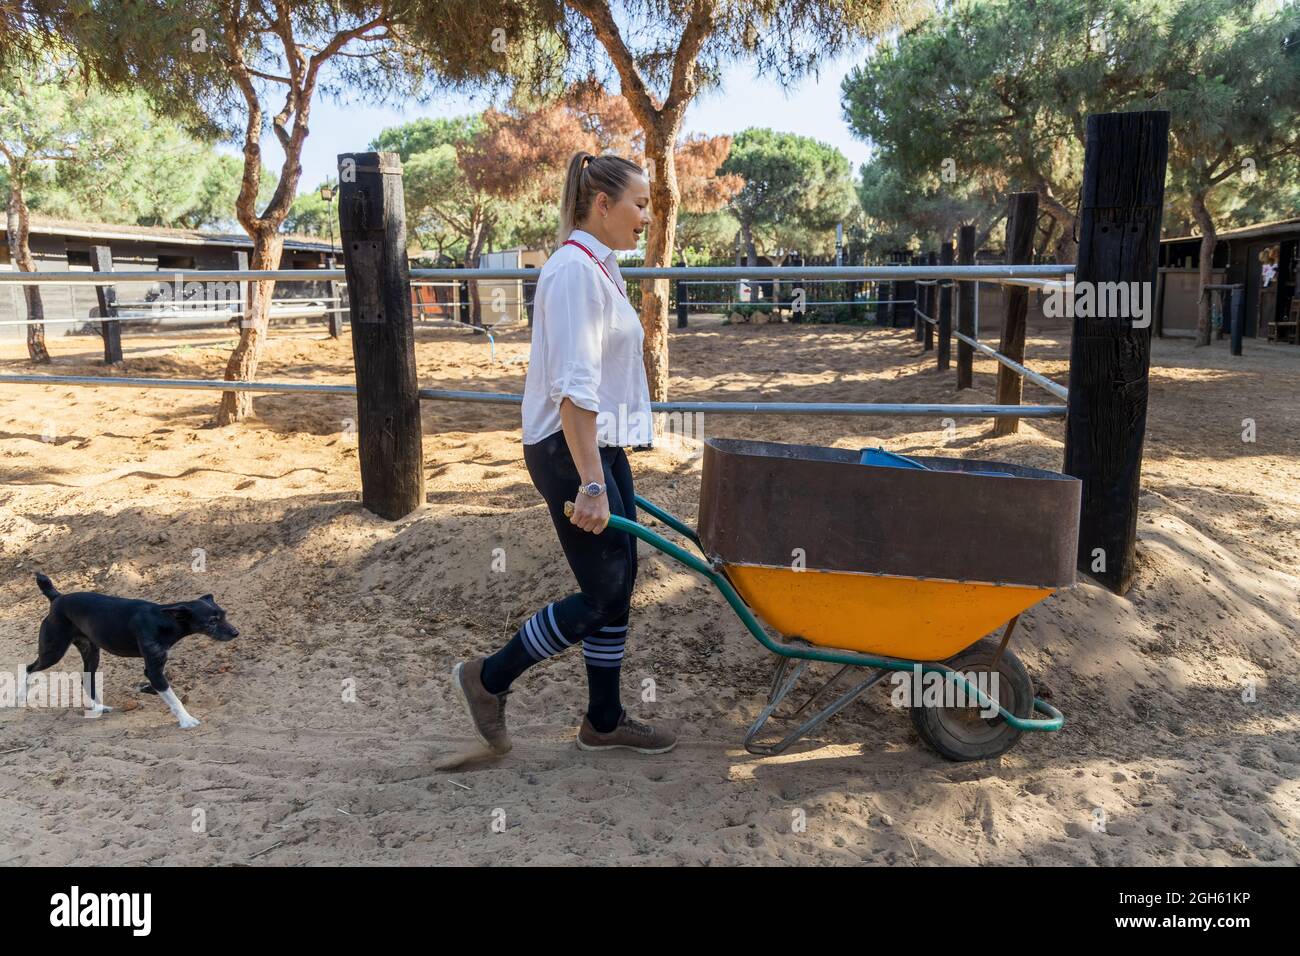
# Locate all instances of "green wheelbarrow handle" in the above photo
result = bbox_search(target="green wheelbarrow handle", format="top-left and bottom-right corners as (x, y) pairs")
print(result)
(562, 496), (1064, 733)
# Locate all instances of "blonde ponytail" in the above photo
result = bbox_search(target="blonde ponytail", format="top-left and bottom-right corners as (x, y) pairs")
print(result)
(556, 150), (646, 245)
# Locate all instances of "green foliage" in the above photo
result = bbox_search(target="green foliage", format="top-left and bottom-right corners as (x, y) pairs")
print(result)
(0, 59), (275, 231)
(183, 154), (276, 230)
(370, 116), (486, 162)
(842, 0), (1300, 247)
(676, 208), (742, 261)
(720, 127), (860, 257)
(285, 179), (339, 238)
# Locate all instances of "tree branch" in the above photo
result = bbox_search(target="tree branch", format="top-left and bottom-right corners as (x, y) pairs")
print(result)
(663, 0), (717, 118)
(565, 0), (659, 127)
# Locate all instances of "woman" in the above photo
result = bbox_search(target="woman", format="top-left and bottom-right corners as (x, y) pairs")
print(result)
(451, 151), (676, 756)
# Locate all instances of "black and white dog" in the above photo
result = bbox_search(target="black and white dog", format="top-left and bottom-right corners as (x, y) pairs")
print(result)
(20, 573), (239, 728)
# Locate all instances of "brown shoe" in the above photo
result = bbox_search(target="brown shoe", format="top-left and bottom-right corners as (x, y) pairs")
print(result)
(577, 710), (677, 754)
(451, 657), (512, 754)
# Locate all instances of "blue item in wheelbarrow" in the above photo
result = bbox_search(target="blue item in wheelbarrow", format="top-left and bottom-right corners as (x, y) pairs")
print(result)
(858, 446), (929, 469)
(859, 445), (1015, 478)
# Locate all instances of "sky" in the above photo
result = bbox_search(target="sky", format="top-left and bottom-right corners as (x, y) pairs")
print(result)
(245, 46), (877, 195)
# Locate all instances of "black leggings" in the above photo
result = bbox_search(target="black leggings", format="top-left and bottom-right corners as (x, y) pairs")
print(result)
(522, 428), (637, 645)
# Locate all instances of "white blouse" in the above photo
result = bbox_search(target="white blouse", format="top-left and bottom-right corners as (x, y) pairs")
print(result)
(521, 229), (654, 448)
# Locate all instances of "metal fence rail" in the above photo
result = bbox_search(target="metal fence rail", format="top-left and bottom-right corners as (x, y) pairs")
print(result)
(0, 373), (1068, 418)
(0, 264), (1071, 418)
(0, 264), (1077, 285)
(952, 330), (1068, 400)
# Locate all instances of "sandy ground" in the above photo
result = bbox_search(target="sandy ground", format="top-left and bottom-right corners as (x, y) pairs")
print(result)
(0, 316), (1297, 866)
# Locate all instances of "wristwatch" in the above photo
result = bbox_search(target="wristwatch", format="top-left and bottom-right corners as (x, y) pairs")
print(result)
(578, 480), (606, 497)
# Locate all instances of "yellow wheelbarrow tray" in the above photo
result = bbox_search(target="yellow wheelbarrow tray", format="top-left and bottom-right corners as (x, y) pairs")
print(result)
(566, 437), (1079, 761)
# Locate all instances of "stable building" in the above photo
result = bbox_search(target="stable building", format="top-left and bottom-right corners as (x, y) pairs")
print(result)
(0, 217), (338, 338)
(1157, 217), (1299, 342)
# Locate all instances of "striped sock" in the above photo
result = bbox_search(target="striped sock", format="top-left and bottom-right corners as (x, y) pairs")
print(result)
(584, 623), (626, 733)
(480, 602), (576, 694)
(582, 623), (627, 668)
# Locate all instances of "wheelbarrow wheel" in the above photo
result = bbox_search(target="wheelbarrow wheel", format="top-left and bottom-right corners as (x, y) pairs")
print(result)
(909, 637), (1034, 761)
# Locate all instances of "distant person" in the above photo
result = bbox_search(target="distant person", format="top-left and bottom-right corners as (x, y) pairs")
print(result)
(451, 151), (676, 756)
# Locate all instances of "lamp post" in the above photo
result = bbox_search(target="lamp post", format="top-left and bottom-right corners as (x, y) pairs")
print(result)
(319, 184), (341, 336)
(320, 183), (336, 254)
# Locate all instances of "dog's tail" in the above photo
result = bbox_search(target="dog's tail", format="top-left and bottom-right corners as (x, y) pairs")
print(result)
(35, 573), (60, 601)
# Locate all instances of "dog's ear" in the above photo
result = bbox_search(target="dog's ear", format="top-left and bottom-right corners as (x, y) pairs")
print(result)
(200, 594), (214, 603)
(162, 604), (193, 625)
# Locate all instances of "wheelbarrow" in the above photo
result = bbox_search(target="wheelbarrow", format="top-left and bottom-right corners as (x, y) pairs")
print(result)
(565, 437), (1081, 761)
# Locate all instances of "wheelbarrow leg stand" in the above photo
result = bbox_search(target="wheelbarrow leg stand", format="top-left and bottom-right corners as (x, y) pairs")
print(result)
(744, 657), (889, 756)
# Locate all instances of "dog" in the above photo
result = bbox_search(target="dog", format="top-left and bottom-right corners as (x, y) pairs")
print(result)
(20, 573), (239, 728)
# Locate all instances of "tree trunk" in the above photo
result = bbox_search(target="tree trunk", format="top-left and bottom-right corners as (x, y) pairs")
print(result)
(1189, 190), (1217, 347)
(641, 130), (680, 402)
(741, 219), (758, 266)
(1034, 181), (1077, 264)
(217, 232), (283, 424)
(466, 216), (490, 329)
(7, 181), (50, 364)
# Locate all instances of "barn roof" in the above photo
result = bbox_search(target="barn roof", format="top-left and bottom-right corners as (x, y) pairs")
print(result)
(1163, 217), (1300, 245)
(2, 216), (338, 253)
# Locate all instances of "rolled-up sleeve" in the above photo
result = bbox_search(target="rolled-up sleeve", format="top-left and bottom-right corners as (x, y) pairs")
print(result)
(540, 261), (606, 413)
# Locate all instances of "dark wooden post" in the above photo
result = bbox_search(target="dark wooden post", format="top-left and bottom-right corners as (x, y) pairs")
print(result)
(894, 255), (909, 328)
(912, 255), (924, 341)
(896, 260), (915, 330)
(458, 272), (470, 325)
(956, 225), (976, 389)
(337, 151), (426, 520)
(993, 192), (1039, 436)
(937, 241), (954, 369)
(232, 250), (250, 329)
(1229, 284), (1244, 355)
(676, 278), (688, 328)
(1063, 110), (1169, 595)
(325, 253), (344, 337)
(89, 245), (123, 366)
(924, 250), (936, 351)
(1153, 269), (1166, 337)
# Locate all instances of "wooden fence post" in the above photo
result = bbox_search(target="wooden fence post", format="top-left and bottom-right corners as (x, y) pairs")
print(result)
(89, 245), (123, 366)
(326, 253), (344, 337)
(337, 150), (426, 520)
(912, 255), (924, 341)
(896, 260), (915, 330)
(993, 192), (1039, 436)
(957, 225), (976, 389)
(676, 278), (688, 328)
(1229, 284), (1244, 355)
(1153, 269), (1166, 337)
(924, 250), (936, 351)
(937, 241), (954, 369)
(1062, 110), (1169, 595)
